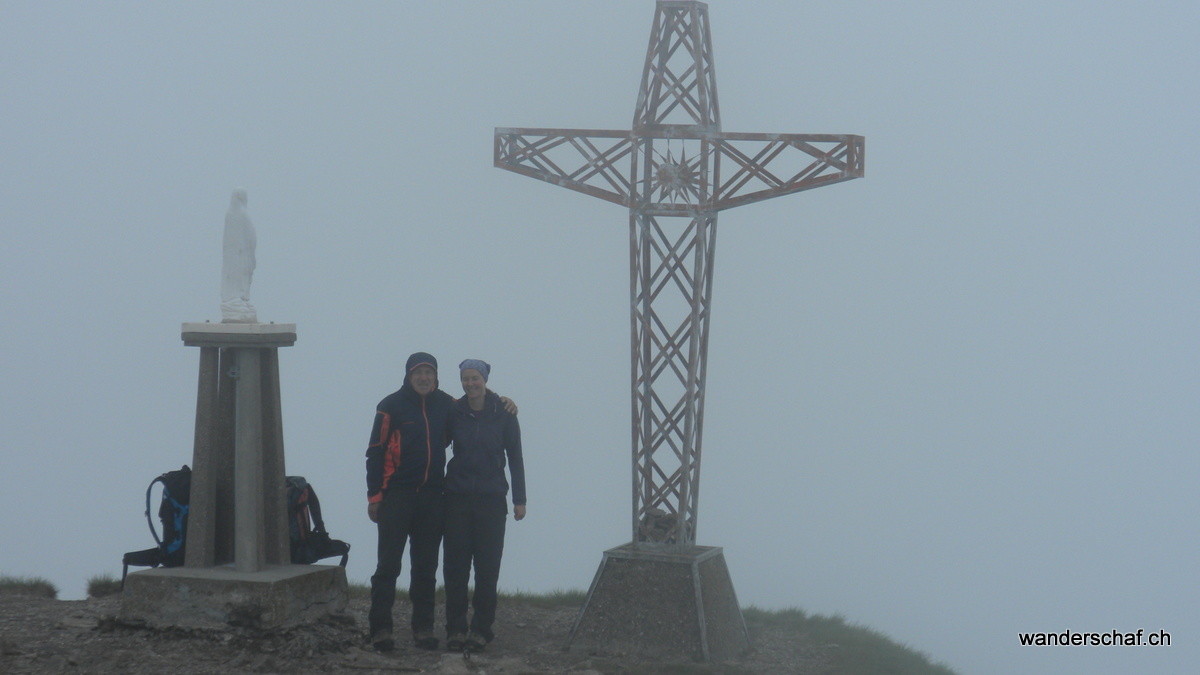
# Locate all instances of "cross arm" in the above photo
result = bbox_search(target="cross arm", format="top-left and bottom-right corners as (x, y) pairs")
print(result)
(711, 133), (864, 211)
(494, 128), (638, 208)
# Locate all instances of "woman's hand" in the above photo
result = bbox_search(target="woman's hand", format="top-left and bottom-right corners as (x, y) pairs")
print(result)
(368, 502), (380, 523)
(514, 504), (527, 521)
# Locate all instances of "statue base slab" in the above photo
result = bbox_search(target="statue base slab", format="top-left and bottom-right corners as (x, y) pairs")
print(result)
(119, 564), (348, 630)
(182, 322), (296, 348)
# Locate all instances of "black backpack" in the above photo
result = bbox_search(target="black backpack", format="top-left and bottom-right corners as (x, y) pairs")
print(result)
(286, 476), (350, 567)
(121, 469), (349, 588)
(121, 466), (192, 586)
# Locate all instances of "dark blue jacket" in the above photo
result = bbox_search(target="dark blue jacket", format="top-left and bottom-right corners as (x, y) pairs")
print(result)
(445, 391), (526, 505)
(365, 383), (455, 503)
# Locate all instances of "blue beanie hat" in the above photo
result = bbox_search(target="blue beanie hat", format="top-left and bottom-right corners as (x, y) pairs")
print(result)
(459, 358), (491, 382)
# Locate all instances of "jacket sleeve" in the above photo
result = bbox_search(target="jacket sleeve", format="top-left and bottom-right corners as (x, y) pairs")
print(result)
(504, 413), (526, 506)
(365, 409), (390, 503)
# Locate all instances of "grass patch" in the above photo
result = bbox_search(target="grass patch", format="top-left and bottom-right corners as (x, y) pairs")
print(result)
(346, 583), (448, 602)
(347, 582), (586, 609)
(347, 581), (372, 599)
(498, 588), (587, 608)
(744, 606), (957, 675)
(87, 574), (122, 598)
(0, 575), (58, 599)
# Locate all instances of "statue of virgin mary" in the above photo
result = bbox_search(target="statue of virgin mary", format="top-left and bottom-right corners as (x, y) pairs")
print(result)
(220, 189), (258, 323)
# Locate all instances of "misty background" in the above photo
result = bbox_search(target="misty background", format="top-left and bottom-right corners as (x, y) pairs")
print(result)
(1, 2), (1196, 673)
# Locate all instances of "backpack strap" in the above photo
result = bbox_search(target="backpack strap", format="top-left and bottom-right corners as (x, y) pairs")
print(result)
(306, 481), (350, 566)
(120, 547), (163, 589)
(305, 482), (329, 534)
(145, 474), (166, 547)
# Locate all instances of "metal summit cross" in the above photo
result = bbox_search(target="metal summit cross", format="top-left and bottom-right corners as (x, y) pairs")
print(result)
(495, 1), (863, 659)
(497, 1), (863, 545)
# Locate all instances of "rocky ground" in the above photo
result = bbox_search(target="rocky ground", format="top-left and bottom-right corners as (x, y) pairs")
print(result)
(0, 592), (836, 674)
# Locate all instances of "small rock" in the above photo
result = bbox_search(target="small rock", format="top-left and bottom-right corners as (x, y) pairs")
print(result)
(438, 652), (475, 674)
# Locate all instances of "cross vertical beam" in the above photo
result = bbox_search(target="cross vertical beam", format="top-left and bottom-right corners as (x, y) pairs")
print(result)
(630, 212), (716, 544)
(634, 0), (719, 132)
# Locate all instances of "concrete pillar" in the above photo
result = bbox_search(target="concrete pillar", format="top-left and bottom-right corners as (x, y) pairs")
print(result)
(184, 347), (220, 568)
(261, 348), (291, 565)
(234, 347), (265, 572)
(215, 347), (237, 564)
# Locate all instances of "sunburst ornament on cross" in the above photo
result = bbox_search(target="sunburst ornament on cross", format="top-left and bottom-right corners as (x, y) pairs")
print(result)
(652, 146), (702, 203)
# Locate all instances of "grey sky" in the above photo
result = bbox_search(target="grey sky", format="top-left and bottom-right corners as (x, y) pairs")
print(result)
(1, 1), (1196, 673)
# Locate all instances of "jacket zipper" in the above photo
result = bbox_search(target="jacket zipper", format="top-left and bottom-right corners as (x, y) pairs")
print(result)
(420, 396), (431, 487)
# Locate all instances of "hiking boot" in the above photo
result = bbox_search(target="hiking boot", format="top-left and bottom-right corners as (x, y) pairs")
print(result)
(464, 631), (487, 653)
(413, 630), (439, 651)
(446, 632), (467, 652)
(371, 629), (394, 653)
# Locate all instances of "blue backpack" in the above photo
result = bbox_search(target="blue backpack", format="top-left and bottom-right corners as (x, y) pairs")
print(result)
(121, 466), (191, 586)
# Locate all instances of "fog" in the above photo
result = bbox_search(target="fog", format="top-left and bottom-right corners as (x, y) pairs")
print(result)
(2, 2), (1196, 673)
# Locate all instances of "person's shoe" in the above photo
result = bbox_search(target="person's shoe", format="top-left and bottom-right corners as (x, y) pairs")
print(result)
(413, 630), (439, 651)
(371, 629), (394, 653)
(446, 632), (467, 651)
(464, 631), (487, 653)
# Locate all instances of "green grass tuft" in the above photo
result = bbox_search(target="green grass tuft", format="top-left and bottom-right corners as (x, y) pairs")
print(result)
(498, 587), (587, 608)
(744, 605), (957, 675)
(347, 582), (586, 609)
(87, 574), (123, 598)
(0, 575), (58, 599)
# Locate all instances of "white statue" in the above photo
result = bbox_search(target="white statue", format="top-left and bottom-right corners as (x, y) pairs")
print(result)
(220, 189), (258, 323)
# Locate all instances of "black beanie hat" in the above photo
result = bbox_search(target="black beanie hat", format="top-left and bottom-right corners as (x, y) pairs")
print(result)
(406, 351), (437, 373)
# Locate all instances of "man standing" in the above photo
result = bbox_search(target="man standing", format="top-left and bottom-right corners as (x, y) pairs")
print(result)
(365, 351), (452, 652)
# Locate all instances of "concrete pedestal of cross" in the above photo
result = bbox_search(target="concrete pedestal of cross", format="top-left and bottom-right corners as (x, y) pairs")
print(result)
(496, 1), (863, 660)
(120, 322), (347, 630)
(570, 543), (746, 662)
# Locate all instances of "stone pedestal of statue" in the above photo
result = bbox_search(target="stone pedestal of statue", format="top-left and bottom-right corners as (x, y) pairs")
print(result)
(569, 543), (749, 661)
(179, 322), (294, 571)
(120, 322), (347, 630)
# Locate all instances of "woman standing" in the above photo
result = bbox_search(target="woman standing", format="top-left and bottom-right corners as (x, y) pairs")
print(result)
(443, 359), (526, 653)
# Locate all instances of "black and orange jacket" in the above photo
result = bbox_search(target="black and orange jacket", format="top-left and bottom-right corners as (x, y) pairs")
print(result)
(365, 383), (455, 504)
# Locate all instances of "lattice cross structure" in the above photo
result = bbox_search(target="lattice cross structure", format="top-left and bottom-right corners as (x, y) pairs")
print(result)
(495, 0), (864, 546)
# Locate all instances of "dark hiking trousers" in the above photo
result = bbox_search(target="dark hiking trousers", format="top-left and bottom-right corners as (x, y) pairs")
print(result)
(369, 486), (443, 638)
(443, 493), (507, 641)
